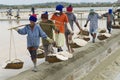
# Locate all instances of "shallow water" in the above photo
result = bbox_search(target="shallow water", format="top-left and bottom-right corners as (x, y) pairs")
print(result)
(0, 9), (110, 80)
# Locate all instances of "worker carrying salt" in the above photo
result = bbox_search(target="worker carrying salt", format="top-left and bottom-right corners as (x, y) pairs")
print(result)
(84, 9), (102, 43)
(13, 14), (53, 72)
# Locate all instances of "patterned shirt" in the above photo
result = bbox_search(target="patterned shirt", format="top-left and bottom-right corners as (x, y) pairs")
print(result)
(87, 13), (101, 28)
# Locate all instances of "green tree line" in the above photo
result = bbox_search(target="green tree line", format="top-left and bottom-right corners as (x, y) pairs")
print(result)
(0, 2), (119, 9)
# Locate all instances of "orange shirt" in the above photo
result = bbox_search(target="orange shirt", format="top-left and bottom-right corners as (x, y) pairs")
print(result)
(51, 13), (68, 33)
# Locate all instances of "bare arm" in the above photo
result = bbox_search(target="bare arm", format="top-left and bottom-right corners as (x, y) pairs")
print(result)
(84, 20), (89, 27)
(75, 21), (82, 31)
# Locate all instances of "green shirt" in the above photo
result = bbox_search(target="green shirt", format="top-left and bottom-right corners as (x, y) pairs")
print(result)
(39, 20), (55, 45)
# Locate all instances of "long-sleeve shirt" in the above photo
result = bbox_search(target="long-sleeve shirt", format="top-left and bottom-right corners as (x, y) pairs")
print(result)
(39, 20), (55, 45)
(87, 13), (102, 29)
(17, 24), (47, 48)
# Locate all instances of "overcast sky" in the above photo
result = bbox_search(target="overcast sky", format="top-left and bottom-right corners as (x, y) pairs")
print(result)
(0, 0), (117, 5)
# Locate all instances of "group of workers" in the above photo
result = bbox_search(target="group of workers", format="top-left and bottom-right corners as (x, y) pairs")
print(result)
(12, 4), (118, 72)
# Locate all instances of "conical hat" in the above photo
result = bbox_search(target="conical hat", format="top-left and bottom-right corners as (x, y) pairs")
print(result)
(73, 38), (88, 46)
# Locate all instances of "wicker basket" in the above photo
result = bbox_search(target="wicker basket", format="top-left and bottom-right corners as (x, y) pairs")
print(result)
(69, 43), (81, 48)
(47, 56), (61, 63)
(99, 30), (106, 33)
(83, 37), (90, 41)
(5, 59), (24, 69)
(78, 30), (89, 36)
(37, 48), (45, 58)
(112, 25), (120, 29)
(97, 35), (108, 40)
(37, 53), (44, 58)
(81, 30), (89, 36)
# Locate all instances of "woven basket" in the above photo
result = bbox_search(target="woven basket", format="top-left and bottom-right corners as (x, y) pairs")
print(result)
(83, 37), (90, 41)
(37, 53), (44, 58)
(5, 59), (24, 69)
(112, 25), (120, 29)
(47, 56), (61, 63)
(69, 43), (81, 48)
(37, 48), (45, 58)
(97, 35), (108, 40)
(78, 30), (89, 36)
(81, 30), (89, 36)
(99, 30), (106, 33)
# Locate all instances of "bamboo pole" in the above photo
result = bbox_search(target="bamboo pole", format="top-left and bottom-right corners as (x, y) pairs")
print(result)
(8, 22), (59, 30)
(8, 19), (72, 31)
(8, 24), (29, 30)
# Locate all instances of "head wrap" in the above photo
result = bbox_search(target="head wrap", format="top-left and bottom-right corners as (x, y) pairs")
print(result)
(108, 9), (112, 14)
(66, 5), (73, 12)
(56, 4), (64, 12)
(29, 14), (37, 22)
(41, 11), (48, 19)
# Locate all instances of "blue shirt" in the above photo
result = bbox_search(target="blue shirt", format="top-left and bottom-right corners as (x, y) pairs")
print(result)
(18, 24), (47, 48)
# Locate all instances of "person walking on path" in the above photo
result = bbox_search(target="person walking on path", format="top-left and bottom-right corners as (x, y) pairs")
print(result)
(13, 14), (53, 72)
(39, 11), (59, 61)
(65, 5), (82, 31)
(84, 9), (102, 43)
(65, 4), (83, 52)
(51, 4), (73, 52)
(7, 8), (13, 19)
(102, 9), (114, 34)
(31, 6), (35, 14)
(15, 8), (20, 20)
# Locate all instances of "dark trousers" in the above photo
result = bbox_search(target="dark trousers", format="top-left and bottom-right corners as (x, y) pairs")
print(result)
(28, 50), (37, 60)
(107, 21), (112, 33)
